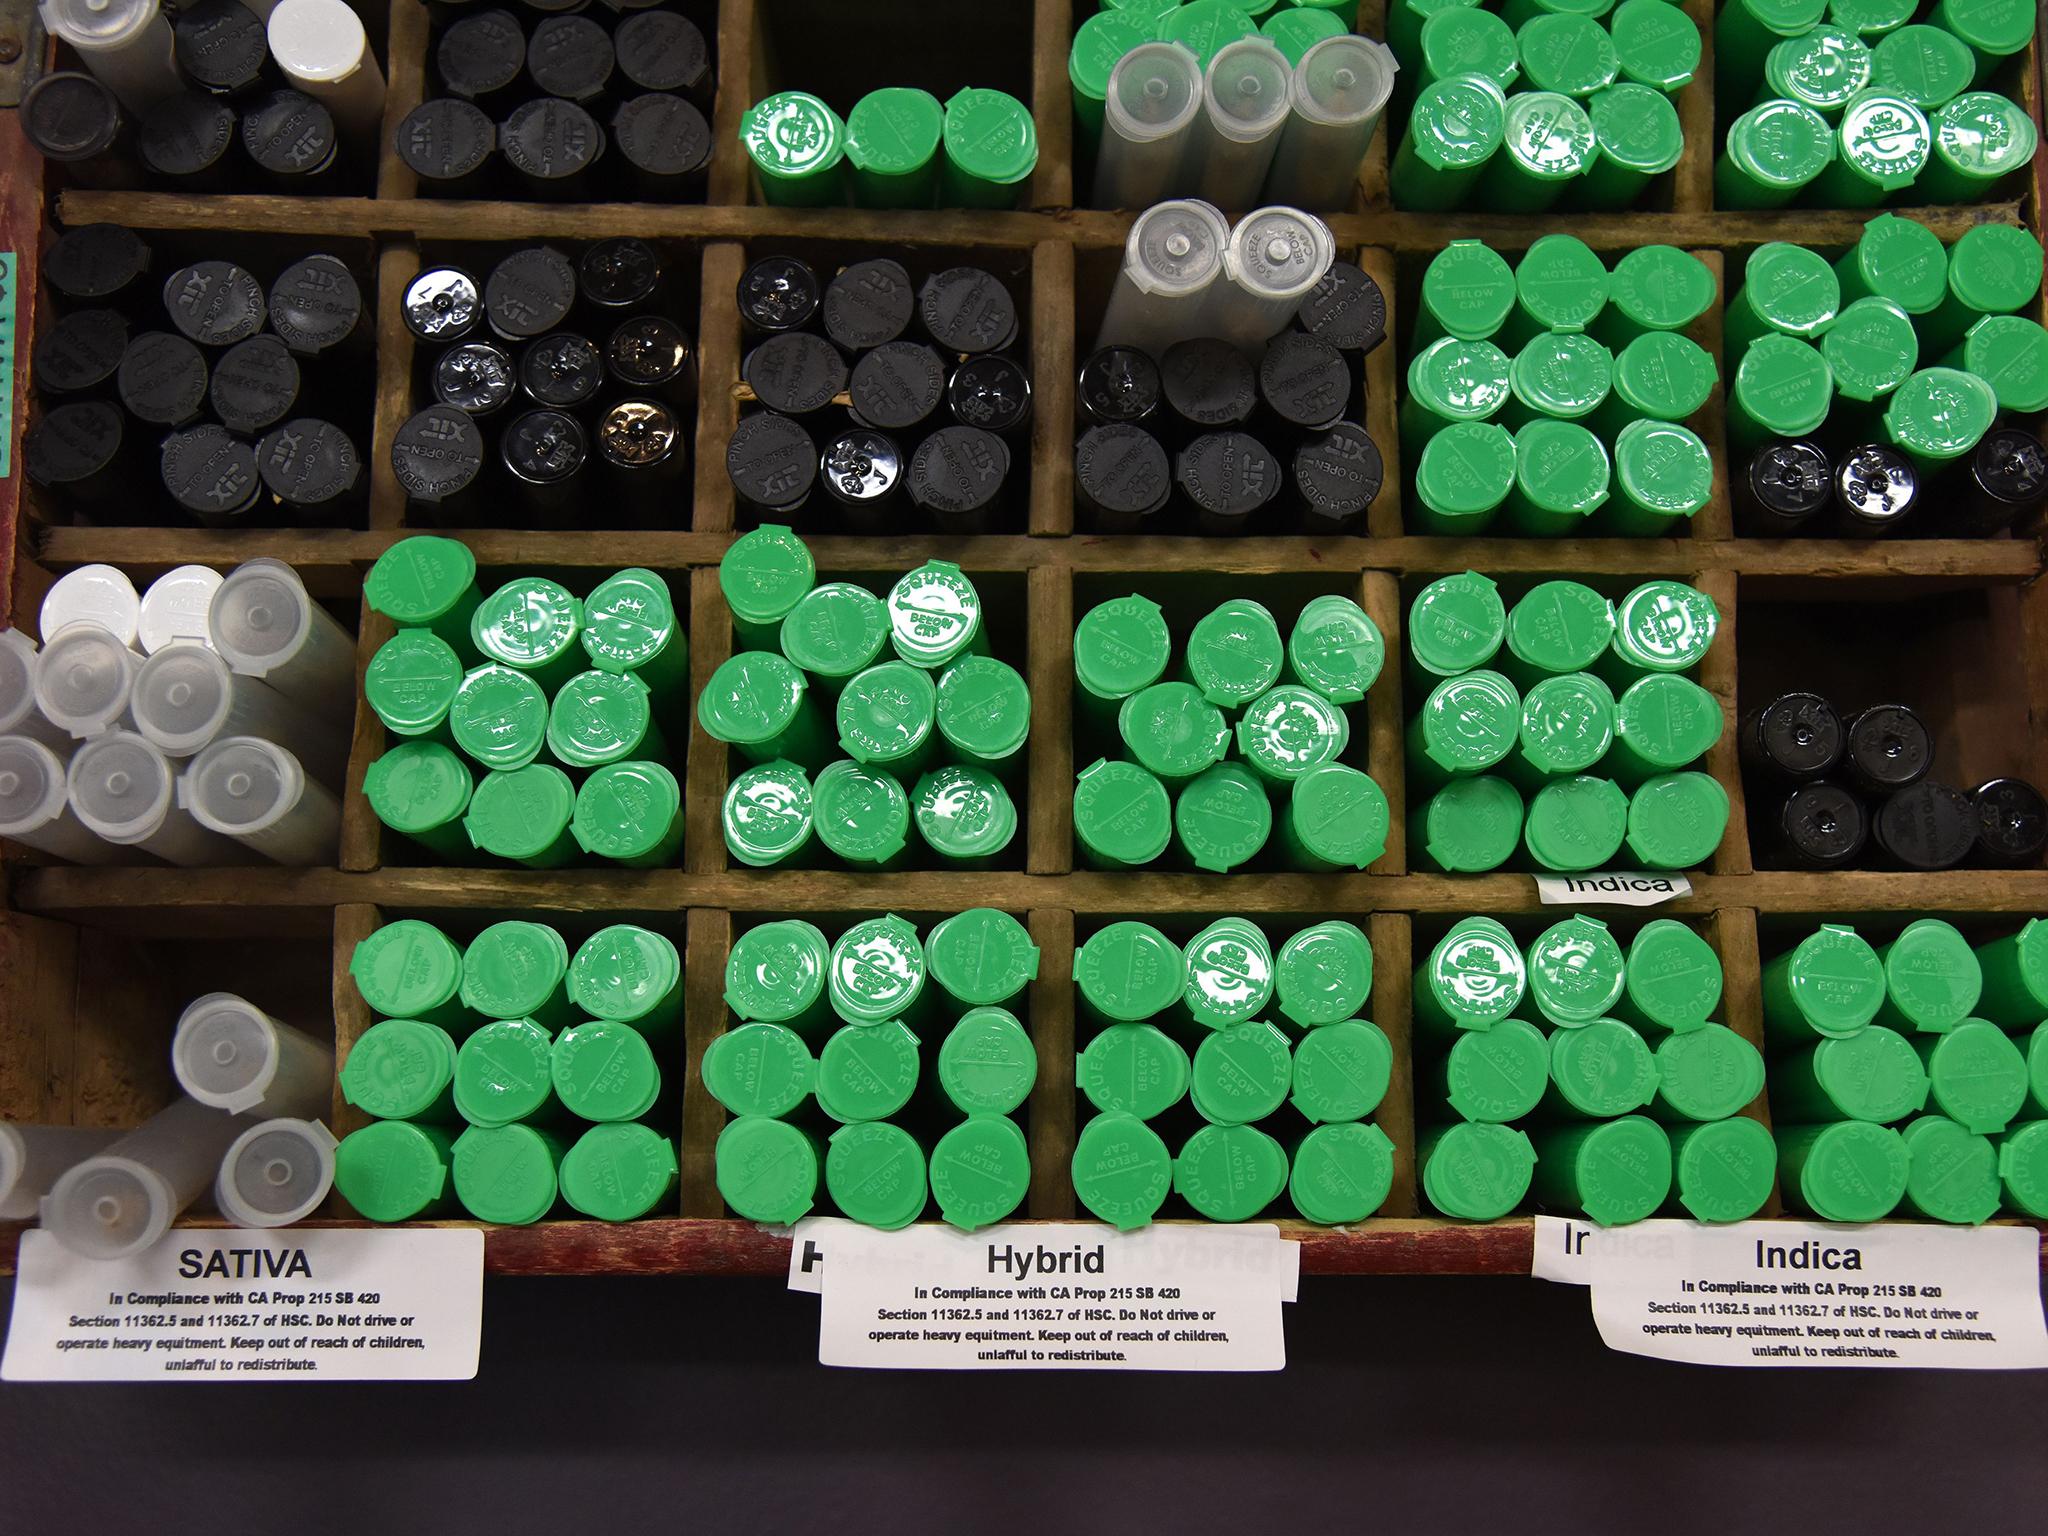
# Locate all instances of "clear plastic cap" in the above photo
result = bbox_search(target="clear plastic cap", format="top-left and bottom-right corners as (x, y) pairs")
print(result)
(34, 623), (135, 737)
(266, 0), (368, 82)
(1106, 41), (1205, 145)
(40, 0), (158, 51)
(41, 563), (140, 647)
(66, 729), (173, 842)
(0, 734), (70, 837)
(177, 736), (306, 840)
(207, 557), (316, 678)
(1125, 198), (1232, 297)
(0, 631), (52, 742)
(215, 1117), (336, 1228)
(1226, 207), (1337, 304)
(170, 989), (331, 1115)
(1292, 34), (1398, 128)
(137, 566), (223, 654)
(43, 1155), (182, 1259)
(1206, 37), (1292, 143)
(130, 642), (235, 755)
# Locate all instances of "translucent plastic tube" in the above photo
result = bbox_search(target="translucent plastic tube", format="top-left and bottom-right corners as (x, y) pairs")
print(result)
(0, 1123), (124, 1219)
(1094, 42), (1205, 210)
(179, 737), (342, 865)
(68, 729), (243, 864)
(133, 642), (348, 773)
(33, 622), (136, 738)
(173, 992), (333, 1119)
(1263, 34), (1400, 211)
(215, 1118), (337, 1228)
(0, 734), (123, 863)
(266, 0), (387, 137)
(43, 1096), (251, 1260)
(1187, 39), (1294, 212)
(1095, 199), (1233, 358)
(208, 558), (356, 717)
(40, 563), (141, 648)
(1208, 205), (1338, 352)
(0, 631), (70, 750)
(137, 565), (224, 654)
(39, 0), (182, 114)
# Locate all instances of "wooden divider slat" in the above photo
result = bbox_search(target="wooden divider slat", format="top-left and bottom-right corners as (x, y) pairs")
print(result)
(1698, 568), (1751, 877)
(1672, 0), (1715, 215)
(374, 0), (430, 202)
(1030, 239), (1077, 536)
(367, 243), (422, 531)
(1369, 912), (1417, 1218)
(1026, 908), (1077, 1218)
(329, 903), (382, 1150)
(1031, 0), (1075, 210)
(684, 568), (734, 875)
(1026, 565), (1076, 875)
(1688, 250), (1733, 542)
(1359, 246), (1402, 541)
(692, 243), (747, 535)
(1707, 907), (1782, 1218)
(680, 907), (730, 1217)
(1361, 569), (1405, 874)
(338, 603), (395, 873)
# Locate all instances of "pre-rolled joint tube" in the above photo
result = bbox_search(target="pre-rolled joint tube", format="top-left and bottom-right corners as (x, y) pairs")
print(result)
(214, 1118), (337, 1228)
(1187, 38), (1294, 212)
(1262, 33), (1399, 212)
(207, 558), (358, 720)
(266, 0), (387, 138)
(133, 642), (350, 776)
(0, 734), (124, 862)
(1095, 199), (1233, 359)
(178, 737), (344, 866)
(42, 1096), (253, 1261)
(0, 1123), (125, 1220)
(171, 991), (335, 1118)
(1094, 41), (1205, 211)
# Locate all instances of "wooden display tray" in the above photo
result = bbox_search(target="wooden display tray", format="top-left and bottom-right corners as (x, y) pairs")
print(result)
(3, 1), (2047, 1276)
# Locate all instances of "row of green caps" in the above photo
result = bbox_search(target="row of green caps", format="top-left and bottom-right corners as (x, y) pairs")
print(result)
(1762, 916), (2048, 1042)
(1078, 592), (1384, 711)
(726, 911), (1040, 1033)
(1068, 1113), (1398, 1229)
(1719, 90), (2036, 210)
(1077, 916), (1374, 1030)
(740, 86), (1037, 210)
(1410, 416), (1715, 537)
(1416, 912), (1722, 1033)
(1411, 237), (1714, 354)
(1410, 764), (1726, 873)
(725, 758), (1019, 870)
(1389, 0), (1700, 93)
(717, 1112), (1030, 1230)
(1407, 319), (1718, 435)
(334, 1119), (679, 1226)
(1719, 0), (2032, 115)
(349, 918), (682, 1035)
(1772, 1015), (2047, 1135)
(1082, 1011), (1393, 1128)
(1409, 572), (1718, 685)
(341, 1013), (665, 1129)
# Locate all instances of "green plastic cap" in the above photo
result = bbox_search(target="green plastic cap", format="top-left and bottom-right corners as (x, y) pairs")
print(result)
(936, 654), (1030, 761)
(1077, 920), (1185, 1024)
(1419, 775), (1525, 872)
(1625, 919), (1723, 1030)
(1607, 245), (1715, 332)
(464, 763), (575, 862)
(365, 630), (463, 737)
(1182, 916), (1276, 1030)
(1999, 1121), (2048, 1219)
(826, 1121), (928, 1230)
(454, 1018), (556, 1128)
(1507, 581), (1616, 677)
(844, 87), (944, 177)
(452, 1124), (559, 1225)
(724, 759), (813, 868)
(548, 670), (653, 768)
(913, 764), (1018, 861)
(1589, 81), (1682, 173)
(1610, 0), (1700, 90)
(1723, 99), (1835, 193)
(1290, 1121), (1395, 1224)
(1899, 1114), (2000, 1225)
(1417, 670), (1521, 775)
(1624, 770), (1730, 870)
(1549, 1017), (1659, 1116)
(1187, 599), (1284, 708)
(926, 908), (1039, 1007)
(1869, 24), (1974, 109)
(1528, 914), (1628, 1027)
(1828, 0), (1914, 32)
(1514, 419), (1610, 516)
(1290, 1018), (1393, 1123)
(1120, 681), (1230, 780)
(836, 660), (936, 765)
(1406, 72), (1509, 174)
(1416, 422), (1517, 521)
(1073, 757), (1172, 866)
(1409, 570), (1507, 678)
(716, 1115), (817, 1224)
(1175, 762), (1273, 873)
(1921, 1020), (2028, 1133)
(1655, 1023), (1766, 1120)
(1822, 295), (1919, 403)
(1932, 91), (2039, 185)
(1516, 234), (1611, 333)
(701, 1022), (816, 1118)
(827, 913), (926, 1025)
(1807, 1025), (1929, 1120)
(1933, 0), (2033, 56)
(1960, 314), (2048, 414)
(1883, 367), (1999, 465)
(1614, 673), (1722, 772)
(1511, 331), (1614, 420)
(1779, 923), (1889, 1038)
(582, 568), (680, 676)
(1073, 12), (1155, 98)
(725, 919), (830, 1025)
(1079, 1022), (1191, 1118)
(1425, 917), (1527, 1031)
(938, 1006), (1037, 1115)
(1767, 25), (1872, 111)
(1275, 921), (1373, 1029)
(1072, 1112), (1173, 1231)
(1421, 6), (1519, 88)
(365, 536), (477, 627)
(1947, 223), (2045, 317)
(1444, 1017), (1550, 1122)
(1670, 1117), (1775, 1222)
(1407, 337), (1514, 426)
(1288, 763), (1389, 870)
(720, 528), (815, 626)
(561, 1123), (677, 1222)
(1611, 331), (1717, 420)
(572, 760), (680, 863)
(1733, 333), (1834, 439)
(1155, 0), (1259, 66)
(812, 760), (911, 866)
(334, 1121), (451, 1223)
(1422, 1122), (1537, 1220)
(1836, 90), (1931, 190)
(1518, 15), (1618, 97)
(470, 577), (581, 674)
(552, 1019), (662, 1122)
(1174, 1123), (1288, 1222)
(1287, 595), (1383, 706)
(740, 90), (845, 184)
(364, 740), (473, 837)
(1074, 594), (1172, 703)
(929, 1115), (1030, 1232)
(1611, 580), (1719, 672)
(1524, 775), (1630, 872)
(568, 924), (681, 1026)
(449, 664), (549, 771)
(1421, 240), (1517, 341)
(815, 1018), (921, 1123)
(1879, 919), (1983, 1034)
(461, 921), (568, 1021)
(1262, 4), (1344, 65)
(943, 87), (1037, 187)
(698, 651), (808, 749)
(351, 920), (465, 1020)
(1190, 1020), (1294, 1125)
(1498, 89), (1597, 180)
(1848, 212), (1949, 313)
(1786, 1120), (1908, 1222)
(339, 1018), (456, 1120)
(1236, 684), (1349, 783)
(1743, 241), (1843, 340)
(779, 582), (888, 680)
(1519, 672), (1616, 776)
(887, 560), (981, 669)
(1555, 1116), (1673, 1226)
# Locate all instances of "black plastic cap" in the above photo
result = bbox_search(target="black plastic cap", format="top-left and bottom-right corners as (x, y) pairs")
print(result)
(1744, 691), (1842, 780)
(502, 408), (588, 485)
(433, 341), (518, 415)
(484, 246), (577, 340)
(1741, 439), (1830, 531)
(738, 256), (820, 334)
(138, 93), (237, 178)
(160, 424), (260, 523)
(163, 261), (266, 347)
(578, 237), (664, 311)
(257, 418), (363, 509)
(1175, 431), (1282, 524)
(918, 268), (1018, 356)
(612, 93), (711, 178)
(848, 342), (946, 433)
(174, 0), (269, 93)
(745, 332), (848, 415)
(1075, 423), (1171, 526)
(32, 309), (130, 396)
(527, 16), (615, 103)
(404, 266), (483, 343)
(397, 97), (497, 183)
(727, 411), (818, 510)
(1844, 703), (1932, 797)
(117, 331), (210, 427)
(1833, 443), (1918, 534)
(1297, 261), (1387, 354)
(1294, 423), (1382, 528)
(909, 425), (1010, 519)
(45, 224), (150, 303)
(1872, 779), (1977, 871)
(269, 255), (363, 357)
(825, 259), (916, 352)
(242, 90), (337, 178)
(437, 9), (526, 101)
(1777, 781), (1867, 870)
(518, 332), (605, 408)
(1161, 338), (1256, 429)
(948, 354), (1033, 435)
(1077, 345), (1161, 427)
(391, 404), (486, 503)
(615, 10), (710, 93)
(606, 315), (692, 389)
(499, 98), (605, 183)
(21, 73), (121, 164)
(210, 335), (301, 434)
(23, 400), (123, 488)
(1259, 331), (1350, 431)
(822, 430), (906, 509)
(1971, 778), (2048, 867)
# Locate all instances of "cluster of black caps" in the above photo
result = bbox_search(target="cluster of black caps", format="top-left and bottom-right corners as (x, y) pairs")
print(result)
(1739, 428), (2048, 539)
(26, 223), (367, 528)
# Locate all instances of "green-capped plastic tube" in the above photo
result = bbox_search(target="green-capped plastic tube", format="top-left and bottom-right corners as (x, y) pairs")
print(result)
(1614, 919), (1722, 1033)
(925, 907), (1040, 1009)
(1652, 1023), (1766, 1121)
(931, 1115), (1030, 1232)
(1573, 82), (1683, 209)
(549, 670), (664, 770)
(1525, 913), (1627, 1027)
(1441, 1016), (1550, 1123)
(1236, 684), (1350, 790)
(1413, 915), (1526, 1038)
(937, 1006), (1037, 1115)
(1602, 321), (1718, 422)
(452, 1123), (564, 1225)
(1411, 421), (1516, 535)
(1777, 1120), (1908, 1221)
(363, 740), (474, 858)
(1263, 5), (1345, 66)
(1761, 923), (1887, 1044)
(1388, 0), (1479, 68)
(568, 924), (682, 1033)
(453, 1018), (557, 1129)
(339, 1018), (460, 1122)
(1290, 1121), (1396, 1223)
(1728, 334), (1834, 455)
(2002, 1120), (2048, 1218)
(561, 1123), (678, 1222)
(1500, 418), (1609, 536)
(698, 651), (832, 768)
(1829, 0), (1915, 37)
(1072, 1111), (1172, 1231)
(1077, 919), (1185, 1026)
(1498, 0), (1619, 19)
(1870, 918), (1983, 1036)
(1079, 1021), (1191, 1118)
(1403, 336), (1514, 464)
(1175, 762), (1273, 872)
(1120, 681), (1230, 785)
(1409, 669), (1521, 791)
(1603, 673), (1721, 787)
(936, 654), (1031, 771)
(1610, 0), (1699, 92)
(1823, 295), (1920, 404)
(826, 1122), (928, 1230)
(1973, 921), (2048, 1030)
(1594, 244), (1716, 347)
(1532, 1116), (1672, 1226)
(1929, 0), (2033, 82)
(1517, 14), (1617, 98)
(726, 918), (833, 1033)
(915, 764), (1019, 865)
(1286, 595), (1383, 706)
(334, 1120), (456, 1222)
(1918, 90), (2038, 203)
(1918, 223), (2046, 355)
(1279, 763), (1388, 871)
(1501, 581), (1615, 688)
(1507, 232), (1611, 342)
(741, 91), (847, 207)
(1716, 0), (1829, 99)
(1542, 1017), (1660, 1118)
(1899, 1114), (2001, 1225)
(1915, 1021), (2029, 1134)
(1771, 1025), (1930, 1122)
(1074, 756), (1173, 868)
(350, 919), (472, 1029)
(720, 525), (814, 651)
(1408, 774), (1524, 873)
(1503, 331), (1613, 427)
(1623, 770), (1730, 870)
(1408, 569), (1506, 680)
(1716, 98), (1835, 207)
(1185, 598), (1283, 709)
(1761, 24), (1872, 116)
(1882, 366), (1998, 474)
(1414, 240), (1517, 348)
(582, 567), (688, 699)
(465, 763), (578, 868)
(364, 536), (481, 657)
(461, 920), (572, 1028)
(815, 1018), (921, 1123)
(1600, 420), (1713, 537)
(837, 660), (938, 774)
(828, 913), (927, 1026)
(1475, 89), (1596, 212)
(1175, 1123), (1289, 1221)
(779, 582), (888, 692)
(941, 86), (1038, 209)
(1667, 1117), (1775, 1222)
(1075, 593), (1172, 722)
(1806, 90), (1930, 206)
(1509, 671), (1615, 787)
(571, 760), (682, 868)
(1274, 920), (1373, 1029)
(1073, 13), (1152, 149)
(365, 629), (463, 741)
(845, 87), (944, 209)
(1867, 24), (1973, 111)
(700, 1021), (816, 1119)
(1419, 1121), (1537, 1220)
(1289, 1017), (1393, 1123)
(449, 664), (549, 773)
(470, 577), (584, 696)
(1418, 6), (1519, 92)
(1391, 72), (1508, 211)
(1946, 314), (2048, 415)
(1190, 1019), (1293, 1124)
(888, 560), (985, 671)
(1524, 774), (1629, 872)
(1603, 579), (1719, 679)
(724, 759), (814, 869)
(1833, 211), (1949, 313)
(1725, 241), (1842, 358)
(716, 1115), (820, 1223)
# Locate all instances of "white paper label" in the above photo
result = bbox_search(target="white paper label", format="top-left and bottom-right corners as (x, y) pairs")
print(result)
(789, 1219), (1295, 1371)
(1534, 872), (1692, 907)
(2, 1229), (483, 1382)
(1580, 1220), (2048, 1369)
